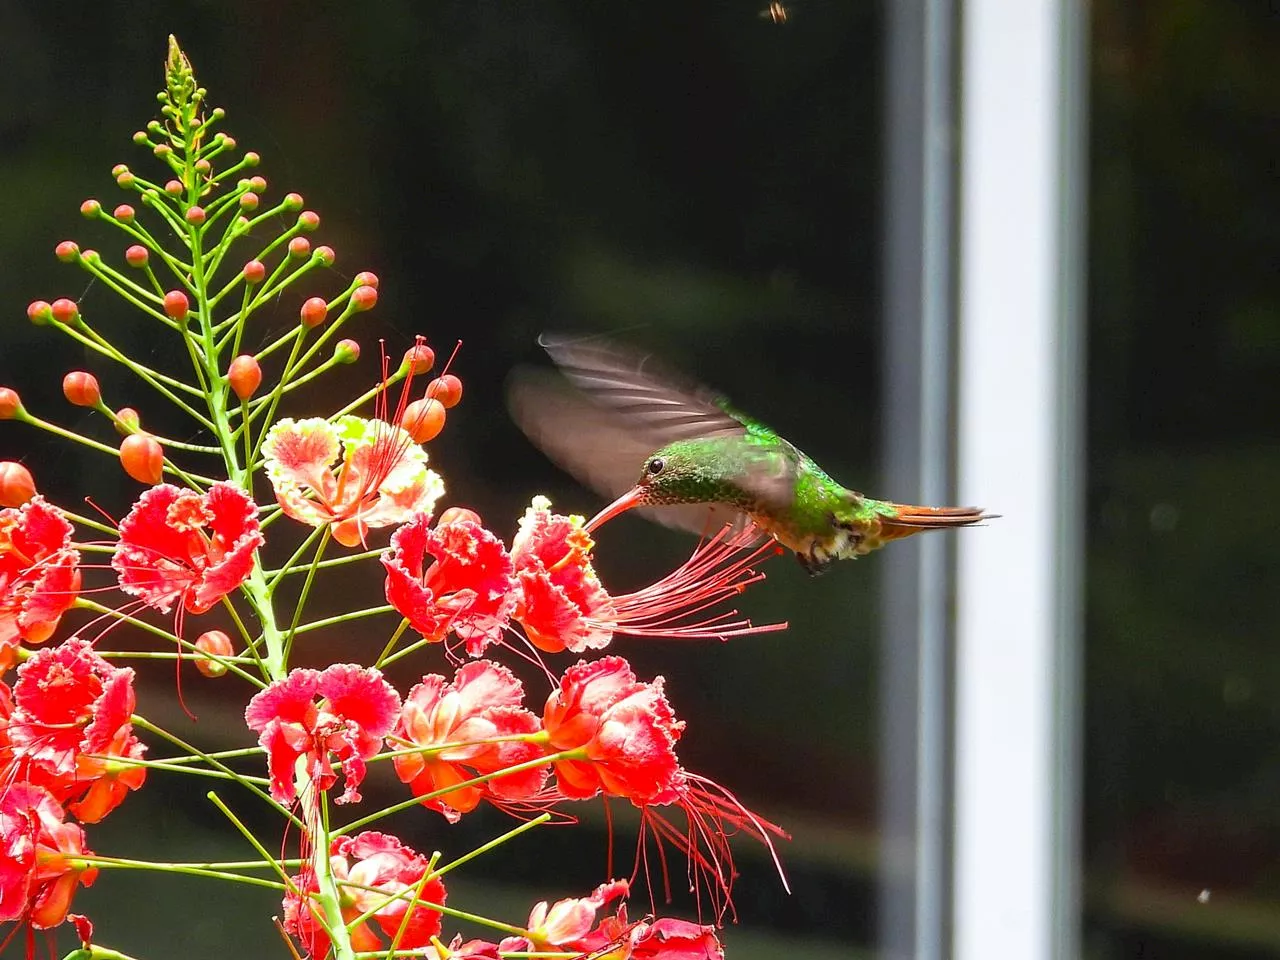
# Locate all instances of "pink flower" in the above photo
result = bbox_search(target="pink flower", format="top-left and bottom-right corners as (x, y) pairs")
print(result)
(392, 660), (547, 822)
(499, 879), (630, 952)
(111, 482), (262, 615)
(542, 656), (685, 806)
(8, 639), (147, 820)
(509, 497), (615, 654)
(0, 497), (82, 661)
(283, 831), (445, 958)
(245, 664), (400, 805)
(382, 514), (515, 655)
(0, 782), (97, 929)
(262, 416), (443, 547)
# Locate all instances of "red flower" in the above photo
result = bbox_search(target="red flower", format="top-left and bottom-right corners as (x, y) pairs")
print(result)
(0, 497), (82, 662)
(67, 668), (148, 823)
(509, 497), (615, 654)
(7, 639), (147, 820)
(382, 514), (515, 655)
(627, 916), (725, 959)
(578, 906), (724, 960)
(392, 660), (547, 822)
(245, 664), (400, 805)
(262, 416), (443, 547)
(0, 782), (98, 929)
(509, 499), (785, 654)
(542, 656), (685, 806)
(500, 879), (630, 952)
(283, 831), (445, 958)
(112, 482), (262, 615)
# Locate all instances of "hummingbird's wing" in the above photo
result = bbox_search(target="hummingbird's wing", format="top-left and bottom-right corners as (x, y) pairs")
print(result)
(535, 333), (804, 511)
(506, 367), (754, 538)
(536, 333), (748, 442)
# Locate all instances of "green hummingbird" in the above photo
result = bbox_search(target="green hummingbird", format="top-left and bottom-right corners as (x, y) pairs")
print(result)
(508, 334), (993, 575)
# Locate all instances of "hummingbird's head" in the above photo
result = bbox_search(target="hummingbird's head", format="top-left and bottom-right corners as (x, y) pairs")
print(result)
(585, 441), (739, 532)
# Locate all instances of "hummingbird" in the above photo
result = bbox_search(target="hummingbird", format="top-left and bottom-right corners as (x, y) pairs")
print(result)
(508, 334), (993, 576)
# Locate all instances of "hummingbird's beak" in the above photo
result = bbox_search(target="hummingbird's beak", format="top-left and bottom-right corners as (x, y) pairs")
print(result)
(585, 486), (647, 533)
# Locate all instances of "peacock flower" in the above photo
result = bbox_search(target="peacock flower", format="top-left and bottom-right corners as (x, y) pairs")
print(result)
(0, 497), (82, 666)
(509, 497), (616, 654)
(282, 831), (445, 958)
(0, 783), (98, 930)
(244, 663), (400, 805)
(8, 639), (147, 823)
(262, 415), (443, 547)
(111, 482), (262, 615)
(382, 514), (515, 655)
(392, 660), (547, 822)
(541, 656), (685, 806)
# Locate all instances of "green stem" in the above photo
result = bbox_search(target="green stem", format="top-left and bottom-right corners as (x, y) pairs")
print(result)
(336, 751), (571, 837)
(266, 524), (328, 591)
(373, 619), (411, 669)
(281, 527), (332, 662)
(76, 598), (263, 686)
(429, 814), (551, 881)
(78, 853), (286, 891)
(133, 717), (299, 827)
(290, 605), (395, 637)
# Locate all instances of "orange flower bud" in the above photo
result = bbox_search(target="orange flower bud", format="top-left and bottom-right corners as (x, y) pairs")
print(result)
(0, 462), (36, 506)
(437, 506), (482, 527)
(0, 387), (23, 419)
(26, 301), (53, 325)
(119, 434), (163, 484)
(62, 371), (101, 407)
(114, 407), (141, 435)
(400, 398), (446, 443)
(300, 297), (328, 328)
(402, 344), (435, 375)
(428, 374), (463, 409)
(194, 629), (234, 678)
(227, 355), (262, 400)
(163, 290), (189, 320)
(351, 285), (378, 312)
(50, 299), (79, 325)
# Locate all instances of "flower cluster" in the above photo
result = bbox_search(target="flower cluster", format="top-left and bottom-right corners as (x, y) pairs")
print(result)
(0, 38), (788, 959)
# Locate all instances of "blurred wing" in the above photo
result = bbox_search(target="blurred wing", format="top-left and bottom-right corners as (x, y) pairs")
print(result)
(507, 367), (753, 537)
(537, 332), (748, 443)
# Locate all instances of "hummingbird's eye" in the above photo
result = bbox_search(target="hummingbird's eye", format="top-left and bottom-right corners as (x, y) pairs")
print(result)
(646, 457), (665, 476)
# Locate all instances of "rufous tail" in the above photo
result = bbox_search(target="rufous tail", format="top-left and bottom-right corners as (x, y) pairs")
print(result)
(879, 504), (995, 543)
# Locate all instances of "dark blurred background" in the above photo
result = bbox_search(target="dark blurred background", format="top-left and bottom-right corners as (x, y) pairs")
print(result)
(0, 1), (1276, 958)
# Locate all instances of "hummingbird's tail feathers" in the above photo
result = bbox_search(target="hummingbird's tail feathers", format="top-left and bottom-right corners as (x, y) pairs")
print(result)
(878, 504), (995, 542)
